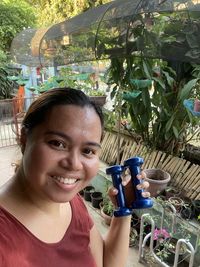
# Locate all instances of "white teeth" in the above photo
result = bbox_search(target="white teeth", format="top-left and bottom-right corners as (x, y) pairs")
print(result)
(53, 176), (78, 185)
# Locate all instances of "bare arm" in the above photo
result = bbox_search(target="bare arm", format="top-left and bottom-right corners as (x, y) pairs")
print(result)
(90, 171), (149, 267)
(103, 215), (131, 267)
(90, 215), (131, 267)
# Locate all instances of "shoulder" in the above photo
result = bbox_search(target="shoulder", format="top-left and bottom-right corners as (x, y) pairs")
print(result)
(0, 207), (15, 249)
(71, 194), (94, 230)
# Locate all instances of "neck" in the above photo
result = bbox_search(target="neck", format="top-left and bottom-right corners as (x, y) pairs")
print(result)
(1, 166), (66, 217)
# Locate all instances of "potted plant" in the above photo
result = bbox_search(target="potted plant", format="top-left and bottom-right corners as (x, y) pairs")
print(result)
(88, 89), (107, 107)
(168, 196), (185, 213)
(164, 186), (181, 199)
(83, 185), (95, 202)
(160, 237), (187, 265)
(100, 196), (114, 226)
(129, 227), (138, 247)
(91, 191), (103, 209)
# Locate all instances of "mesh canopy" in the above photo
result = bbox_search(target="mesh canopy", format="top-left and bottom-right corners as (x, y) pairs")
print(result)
(10, 27), (50, 67)
(11, 0), (200, 67)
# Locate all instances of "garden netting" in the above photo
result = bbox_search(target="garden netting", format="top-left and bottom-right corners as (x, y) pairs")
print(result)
(10, 0), (200, 67)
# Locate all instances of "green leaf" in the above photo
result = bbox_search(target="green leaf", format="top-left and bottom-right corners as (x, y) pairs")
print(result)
(142, 88), (151, 108)
(172, 126), (179, 139)
(178, 78), (198, 101)
(142, 61), (151, 79)
(162, 71), (174, 87)
(153, 77), (166, 90)
(123, 91), (141, 101)
(165, 114), (175, 132)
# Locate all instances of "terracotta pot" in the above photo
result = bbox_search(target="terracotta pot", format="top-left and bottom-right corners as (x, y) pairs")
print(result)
(144, 169), (171, 197)
(100, 207), (112, 226)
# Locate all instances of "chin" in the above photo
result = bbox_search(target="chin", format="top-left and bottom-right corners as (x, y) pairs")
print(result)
(49, 190), (79, 203)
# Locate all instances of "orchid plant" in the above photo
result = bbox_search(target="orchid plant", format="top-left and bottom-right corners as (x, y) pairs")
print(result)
(153, 228), (171, 243)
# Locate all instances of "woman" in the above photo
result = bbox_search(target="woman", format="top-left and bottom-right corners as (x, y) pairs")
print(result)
(0, 88), (149, 267)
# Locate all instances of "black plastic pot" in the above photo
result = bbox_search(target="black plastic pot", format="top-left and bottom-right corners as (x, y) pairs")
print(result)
(83, 186), (95, 201)
(91, 192), (103, 209)
(79, 189), (84, 196)
(191, 200), (200, 219)
(180, 205), (195, 220)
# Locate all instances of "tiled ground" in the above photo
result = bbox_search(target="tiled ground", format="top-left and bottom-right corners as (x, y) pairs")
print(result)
(0, 146), (145, 267)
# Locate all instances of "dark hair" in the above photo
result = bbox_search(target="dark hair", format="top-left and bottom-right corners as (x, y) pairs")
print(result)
(22, 87), (104, 134)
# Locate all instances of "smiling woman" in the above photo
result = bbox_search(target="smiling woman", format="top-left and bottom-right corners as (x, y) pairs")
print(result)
(0, 87), (149, 267)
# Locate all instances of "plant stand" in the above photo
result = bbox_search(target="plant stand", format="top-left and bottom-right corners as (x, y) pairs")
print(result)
(138, 214), (195, 267)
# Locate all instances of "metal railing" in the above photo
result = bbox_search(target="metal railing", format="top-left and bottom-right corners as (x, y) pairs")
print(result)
(0, 97), (35, 148)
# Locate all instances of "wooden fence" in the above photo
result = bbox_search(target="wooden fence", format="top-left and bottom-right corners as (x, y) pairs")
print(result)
(100, 131), (200, 200)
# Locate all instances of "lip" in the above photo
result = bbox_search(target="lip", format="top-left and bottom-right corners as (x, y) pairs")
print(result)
(53, 177), (80, 192)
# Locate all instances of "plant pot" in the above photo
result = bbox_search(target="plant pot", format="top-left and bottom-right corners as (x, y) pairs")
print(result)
(99, 201), (113, 226)
(180, 205), (195, 220)
(91, 191), (103, 209)
(131, 213), (141, 233)
(89, 96), (106, 107)
(144, 169), (171, 197)
(168, 197), (184, 213)
(100, 207), (112, 226)
(79, 189), (84, 196)
(129, 228), (138, 247)
(164, 186), (181, 199)
(166, 237), (187, 265)
(83, 186), (95, 201)
(191, 199), (200, 219)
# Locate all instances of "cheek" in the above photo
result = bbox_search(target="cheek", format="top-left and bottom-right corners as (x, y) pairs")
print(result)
(23, 144), (51, 175)
(85, 158), (99, 180)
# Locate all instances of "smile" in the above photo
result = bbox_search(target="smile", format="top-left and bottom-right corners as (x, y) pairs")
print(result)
(52, 176), (78, 185)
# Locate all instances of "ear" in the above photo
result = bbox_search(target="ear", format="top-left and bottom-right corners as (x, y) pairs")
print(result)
(20, 126), (27, 154)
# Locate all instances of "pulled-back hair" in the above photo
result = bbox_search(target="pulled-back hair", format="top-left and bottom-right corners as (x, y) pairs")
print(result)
(22, 88), (104, 135)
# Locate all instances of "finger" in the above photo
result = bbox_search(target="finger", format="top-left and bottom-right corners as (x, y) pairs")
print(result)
(107, 186), (118, 196)
(136, 171), (146, 180)
(121, 174), (131, 186)
(121, 168), (131, 186)
(142, 192), (151, 198)
(136, 181), (149, 190)
(107, 187), (118, 207)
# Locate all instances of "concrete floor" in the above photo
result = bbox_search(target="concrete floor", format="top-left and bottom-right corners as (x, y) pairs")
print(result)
(0, 146), (146, 267)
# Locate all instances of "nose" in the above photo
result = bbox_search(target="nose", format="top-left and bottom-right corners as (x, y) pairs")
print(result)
(60, 151), (83, 171)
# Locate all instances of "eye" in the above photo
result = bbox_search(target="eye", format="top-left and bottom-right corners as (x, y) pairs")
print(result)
(48, 140), (66, 149)
(82, 148), (96, 156)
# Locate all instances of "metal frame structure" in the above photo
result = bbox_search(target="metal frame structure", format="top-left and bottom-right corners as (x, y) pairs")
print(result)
(10, 0), (200, 67)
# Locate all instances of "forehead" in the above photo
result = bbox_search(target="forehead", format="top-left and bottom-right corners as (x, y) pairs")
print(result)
(42, 104), (102, 140)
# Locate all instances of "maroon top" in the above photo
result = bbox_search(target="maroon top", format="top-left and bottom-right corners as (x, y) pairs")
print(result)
(0, 195), (96, 267)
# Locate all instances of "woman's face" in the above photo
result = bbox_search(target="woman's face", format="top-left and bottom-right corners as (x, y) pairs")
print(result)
(21, 104), (102, 203)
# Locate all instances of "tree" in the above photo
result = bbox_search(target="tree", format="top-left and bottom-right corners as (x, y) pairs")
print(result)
(24, 0), (111, 26)
(0, 0), (36, 52)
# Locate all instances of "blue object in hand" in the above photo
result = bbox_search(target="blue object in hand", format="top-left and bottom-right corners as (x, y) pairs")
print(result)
(106, 165), (133, 217)
(124, 157), (153, 209)
(106, 157), (153, 217)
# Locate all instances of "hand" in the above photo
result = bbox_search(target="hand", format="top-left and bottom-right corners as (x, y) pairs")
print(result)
(108, 170), (150, 208)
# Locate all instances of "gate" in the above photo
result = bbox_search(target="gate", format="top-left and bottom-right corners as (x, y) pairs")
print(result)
(0, 97), (34, 148)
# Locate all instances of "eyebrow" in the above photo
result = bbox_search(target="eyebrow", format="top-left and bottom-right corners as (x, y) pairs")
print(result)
(45, 130), (102, 148)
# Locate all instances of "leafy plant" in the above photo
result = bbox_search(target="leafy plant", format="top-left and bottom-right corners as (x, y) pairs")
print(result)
(0, 67), (15, 99)
(102, 195), (114, 217)
(105, 56), (199, 156)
